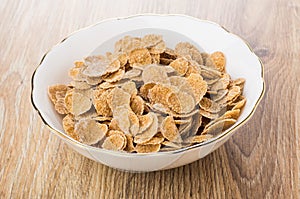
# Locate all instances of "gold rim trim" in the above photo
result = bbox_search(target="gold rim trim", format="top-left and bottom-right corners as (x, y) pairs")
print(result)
(31, 14), (265, 157)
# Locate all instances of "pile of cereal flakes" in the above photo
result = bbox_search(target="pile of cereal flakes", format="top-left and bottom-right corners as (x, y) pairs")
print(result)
(48, 34), (246, 153)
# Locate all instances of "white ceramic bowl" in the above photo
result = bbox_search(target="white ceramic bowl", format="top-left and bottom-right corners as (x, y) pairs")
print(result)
(31, 14), (264, 172)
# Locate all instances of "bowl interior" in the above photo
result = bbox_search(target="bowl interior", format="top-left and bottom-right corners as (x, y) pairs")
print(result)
(32, 15), (264, 150)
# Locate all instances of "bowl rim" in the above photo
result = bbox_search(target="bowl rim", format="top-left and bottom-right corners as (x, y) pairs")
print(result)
(31, 13), (265, 157)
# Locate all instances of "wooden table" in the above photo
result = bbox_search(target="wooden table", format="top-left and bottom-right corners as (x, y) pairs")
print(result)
(1, 0), (299, 198)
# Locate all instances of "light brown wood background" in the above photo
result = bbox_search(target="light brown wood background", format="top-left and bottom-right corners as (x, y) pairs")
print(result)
(0, 0), (299, 198)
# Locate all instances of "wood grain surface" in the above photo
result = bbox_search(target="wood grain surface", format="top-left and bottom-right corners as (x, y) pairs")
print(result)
(0, 0), (299, 198)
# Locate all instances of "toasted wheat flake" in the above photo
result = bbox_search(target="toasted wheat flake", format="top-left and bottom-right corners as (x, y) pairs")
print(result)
(200, 65), (222, 79)
(85, 76), (103, 85)
(148, 84), (173, 106)
(121, 81), (137, 96)
(178, 121), (192, 137)
(138, 112), (155, 133)
(62, 114), (78, 140)
(161, 116), (182, 143)
(70, 81), (92, 90)
(161, 141), (183, 148)
(106, 129), (124, 136)
(139, 82), (156, 99)
(109, 87), (131, 112)
(205, 109), (240, 126)
(161, 48), (177, 59)
(75, 119), (107, 145)
(130, 95), (144, 115)
(98, 81), (117, 89)
(142, 34), (163, 48)
(167, 91), (195, 114)
(135, 144), (161, 153)
(174, 118), (192, 125)
(149, 41), (166, 54)
(211, 89), (228, 102)
(188, 134), (213, 143)
(203, 118), (236, 135)
(129, 48), (152, 66)
(74, 61), (84, 68)
(103, 69), (125, 83)
(115, 36), (143, 53)
(163, 65), (176, 73)
(104, 58), (121, 74)
(53, 97), (68, 114)
(124, 134), (135, 152)
(69, 61), (87, 81)
(169, 76), (192, 94)
(232, 96), (246, 110)
(72, 91), (92, 116)
(180, 111), (202, 139)
(102, 132), (126, 151)
(122, 69), (142, 79)
(74, 109), (98, 120)
(116, 53), (129, 67)
(200, 52), (209, 63)
(210, 51), (226, 72)
(69, 67), (82, 80)
(175, 42), (203, 65)
(226, 86), (241, 103)
(83, 56), (119, 77)
(169, 57), (189, 76)
(125, 40), (144, 54)
(199, 97), (221, 113)
(113, 106), (131, 134)
(142, 64), (170, 84)
(202, 52), (216, 68)
(168, 108), (199, 118)
(93, 116), (113, 122)
(199, 109), (219, 119)
(189, 111), (203, 137)
(210, 73), (230, 91)
(205, 78), (220, 85)
(64, 89), (73, 113)
(185, 60), (201, 77)
(48, 84), (69, 104)
(147, 103), (170, 114)
(109, 118), (122, 131)
(186, 73), (208, 103)
(93, 88), (113, 117)
(142, 133), (164, 145)
(134, 113), (158, 144)
(129, 111), (140, 136)
(230, 78), (246, 91)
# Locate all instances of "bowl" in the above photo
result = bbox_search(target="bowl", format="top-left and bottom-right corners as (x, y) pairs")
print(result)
(31, 14), (264, 172)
